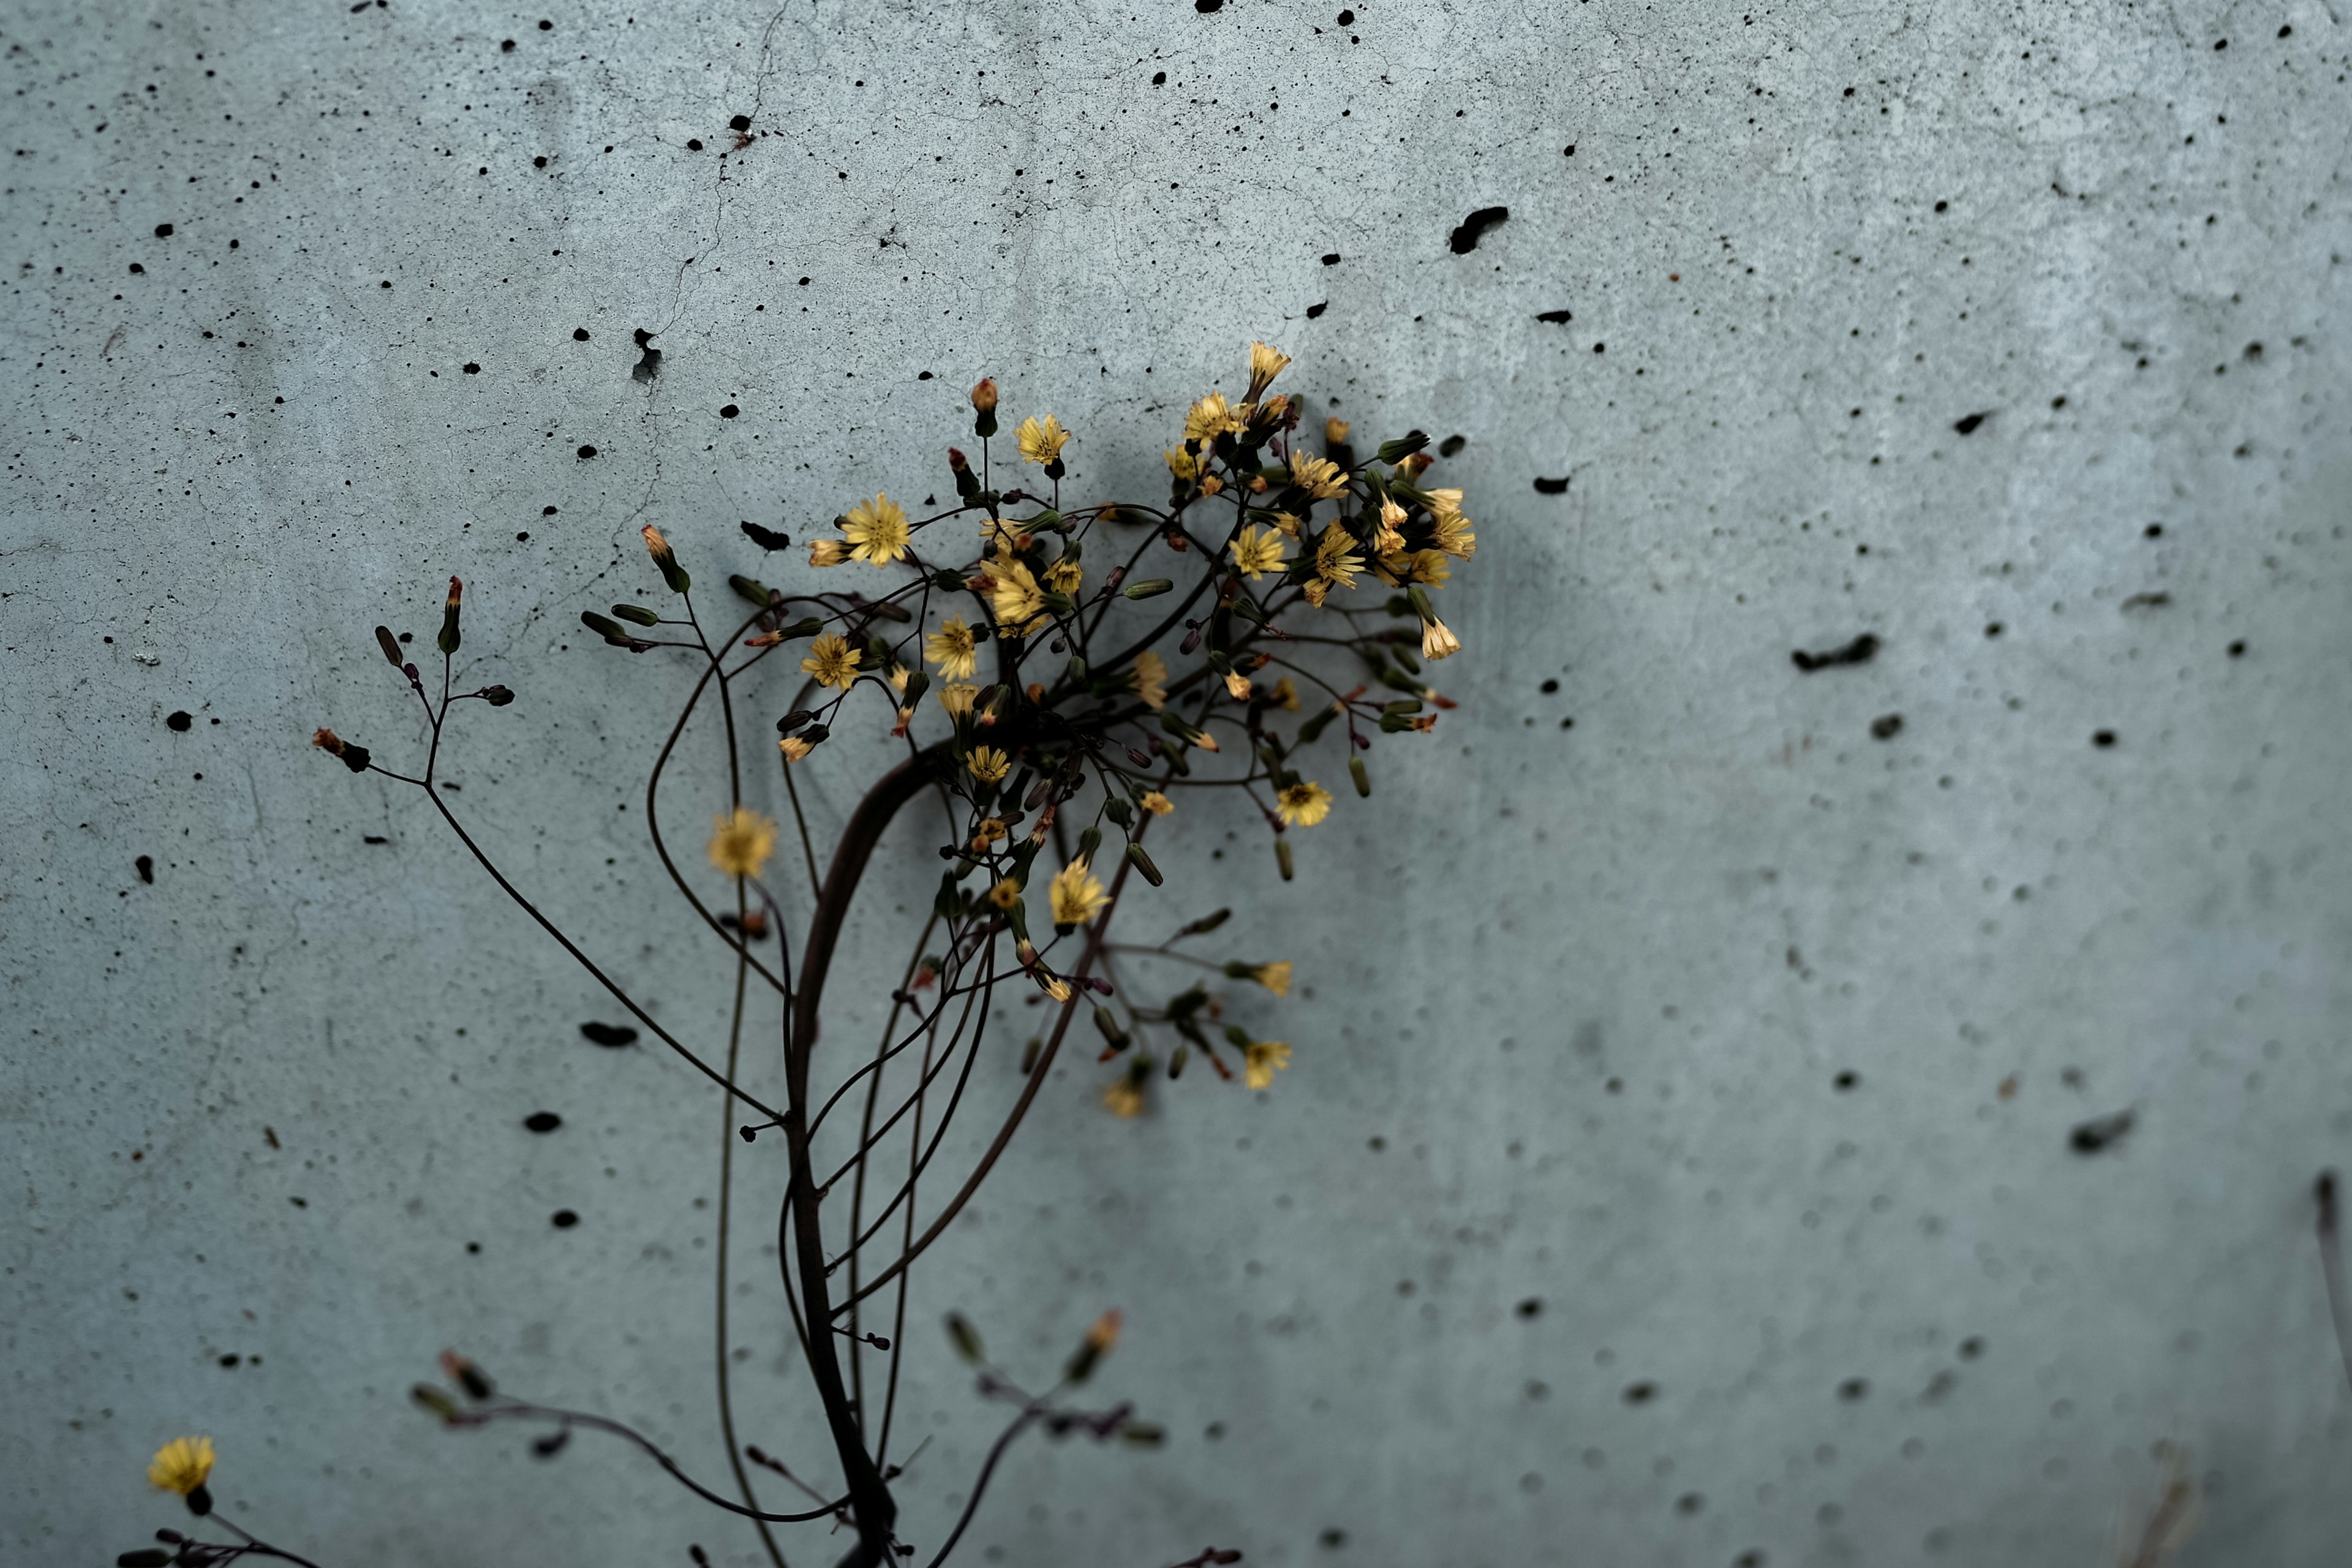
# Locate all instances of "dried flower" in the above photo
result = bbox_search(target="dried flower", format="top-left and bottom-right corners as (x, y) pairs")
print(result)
(970, 377), (998, 415)
(925, 616), (979, 680)
(1131, 650), (1168, 712)
(1244, 1039), (1292, 1090)
(842, 494), (910, 565)
(707, 807), (777, 878)
(778, 734), (814, 762)
(310, 727), (371, 773)
(968, 746), (1011, 785)
(1223, 670), (1254, 700)
(1421, 617), (1461, 661)
(1016, 414), (1071, 466)
(1049, 858), (1110, 929)
(800, 633), (861, 690)
(808, 538), (848, 568)
(148, 1436), (215, 1496)
(1227, 523), (1287, 582)
(1139, 790), (1173, 816)
(1275, 781), (1333, 827)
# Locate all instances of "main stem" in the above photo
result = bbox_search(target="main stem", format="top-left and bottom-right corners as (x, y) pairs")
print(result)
(782, 748), (946, 1564)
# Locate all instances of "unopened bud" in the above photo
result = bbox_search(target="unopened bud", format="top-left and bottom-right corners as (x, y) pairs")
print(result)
(481, 685), (516, 707)
(437, 576), (464, 655)
(375, 625), (404, 667)
(1065, 1309), (1121, 1384)
(311, 727), (371, 774)
(642, 524), (691, 594)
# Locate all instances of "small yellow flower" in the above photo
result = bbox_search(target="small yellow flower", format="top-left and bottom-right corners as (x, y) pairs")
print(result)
(1140, 790), (1173, 816)
(925, 616), (979, 680)
(707, 807), (777, 878)
(1224, 670), (1254, 701)
(971, 817), (1009, 847)
(808, 538), (848, 568)
(800, 632), (861, 690)
(1422, 617), (1461, 661)
(1049, 858), (1111, 928)
(1244, 1039), (1292, 1090)
(778, 734), (814, 762)
(1246, 340), (1292, 394)
(1271, 510), (1303, 538)
(1312, 527), (1363, 594)
(938, 681), (979, 717)
(1324, 416), (1351, 446)
(1164, 446), (1201, 483)
(1102, 1076), (1145, 1117)
(1199, 473), (1225, 497)
(1131, 650), (1168, 712)
(1430, 506), (1477, 559)
(989, 876), (1022, 910)
(1228, 523), (1288, 582)
(1276, 781), (1333, 827)
(1288, 450), (1348, 500)
(1409, 549), (1452, 587)
(842, 494), (910, 564)
(148, 1436), (216, 1496)
(1248, 960), (1292, 997)
(1374, 497), (1408, 556)
(968, 745), (1011, 785)
(1042, 974), (1075, 1003)
(1046, 557), (1084, 595)
(987, 549), (1047, 637)
(1016, 414), (1072, 466)
(1183, 391), (1245, 448)
(1271, 677), (1300, 712)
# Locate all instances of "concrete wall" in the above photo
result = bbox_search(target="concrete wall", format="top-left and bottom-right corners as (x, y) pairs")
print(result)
(6, 0), (2351, 1563)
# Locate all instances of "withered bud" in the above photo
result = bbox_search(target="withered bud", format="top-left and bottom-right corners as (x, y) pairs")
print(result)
(480, 685), (515, 706)
(642, 524), (692, 594)
(969, 377), (998, 415)
(439, 1349), (496, 1400)
(947, 446), (971, 472)
(312, 728), (372, 773)
(1064, 1308), (1122, 1384)
(437, 576), (464, 655)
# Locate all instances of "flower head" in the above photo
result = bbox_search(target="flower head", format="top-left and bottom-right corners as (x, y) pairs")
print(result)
(1045, 556), (1084, 595)
(1421, 617), (1461, 661)
(1246, 340), (1292, 397)
(988, 876), (1022, 910)
(1228, 522), (1289, 582)
(1270, 677), (1301, 712)
(1374, 496), (1408, 556)
(1049, 858), (1111, 929)
(707, 807), (777, 879)
(967, 745), (1011, 785)
(148, 1436), (215, 1496)
(1131, 650), (1168, 712)
(778, 734), (814, 762)
(1102, 1075), (1145, 1118)
(808, 538), (848, 568)
(800, 633), (861, 690)
(1164, 446), (1202, 483)
(1246, 960), (1292, 997)
(842, 494), (910, 564)
(1324, 416), (1351, 446)
(1276, 781), (1334, 827)
(1244, 1039), (1292, 1090)
(938, 681), (979, 717)
(1140, 790), (1173, 816)
(1016, 414), (1072, 467)
(987, 548), (1047, 638)
(1183, 391), (1245, 448)
(1287, 450), (1348, 500)
(1224, 670), (1254, 700)
(970, 377), (999, 415)
(924, 616), (979, 680)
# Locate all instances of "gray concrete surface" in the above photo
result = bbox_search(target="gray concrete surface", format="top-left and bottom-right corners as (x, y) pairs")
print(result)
(6, 0), (2352, 1563)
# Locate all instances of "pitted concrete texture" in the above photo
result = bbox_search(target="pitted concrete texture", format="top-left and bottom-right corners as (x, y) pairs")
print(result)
(6, 1), (2352, 1564)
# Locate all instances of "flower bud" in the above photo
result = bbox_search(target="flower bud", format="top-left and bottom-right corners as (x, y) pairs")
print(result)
(1349, 756), (1370, 796)
(375, 625), (404, 667)
(1065, 1309), (1121, 1384)
(1121, 578), (1174, 600)
(580, 611), (641, 648)
(728, 573), (775, 608)
(949, 445), (982, 500)
(970, 377), (999, 439)
(311, 727), (371, 773)
(1126, 842), (1163, 886)
(1275, 839), (1294, 881)
(437, 576), (464, 655)
(946, 1312), (986, 1363)
(481, 685), (516, 707)
(643, 525), (691, 593)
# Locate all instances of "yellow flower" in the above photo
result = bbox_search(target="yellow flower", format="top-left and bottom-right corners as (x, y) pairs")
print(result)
(707, 807), (777, 878)
(778, 734), (814, 762)
(1271, 677), (1300, 712)
(1224, 670), (1254, 701)
(1302, 579), (1330, 607)
(148, 1436), (215, 1496)
(1409, 549), (1452, 587)
(1164, 446), (1201, 483)
(1049, 858), (1110, 928)
(1183, 391), (1245, 447)
(1246, 340), (1292, 394)
(1228, 523), (1288, 581)
(1046, 557), (1084, 595)
(1248, 960), (1292, 997)
(938, 681), (979, 717)
(971, 817), (1009, 847)
(1016, 414), (1072, 466)
(968, 745), (1011, 785)
(925, 616), (979, 679)
(1245, 1039), (1292, 1090)
(1271, 510), (1303, 537)
(1042, 974), (1074, 1004)
(988, 876), (1022, 910)
(988, 549), (1047, 637)
(808, 538), (848, 568)
(1199, 473), (1224, 497)
(1131, 650), (1168, 712)
(1140, 790), (1173, 816)
(1421, 617), (1461, 661)
(1324, 416), (1351, 445)
(1374, 497), (1408, 555)
(1429, 506), (1477, 559)
(842, 494), (910, 564)
(1312, 527), (1364, 594)
(1287, 450), (1348, 500)
(1102, 1076), (1145, 1118)
(800, 632), (861, 690)
(1276, 781), (1333, 827)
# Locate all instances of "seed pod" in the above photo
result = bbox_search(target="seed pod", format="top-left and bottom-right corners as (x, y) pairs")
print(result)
(481, 685), (516, 707)
(933, 568), (968, 592)
(375, 625), (404, 667)
(437, 576), (464, 655)
(1104, 797), (1133, 827)
(1121, 578), (1175, 600)
(311, 728), (372, 774)
(1180, 908), (1231, 935)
